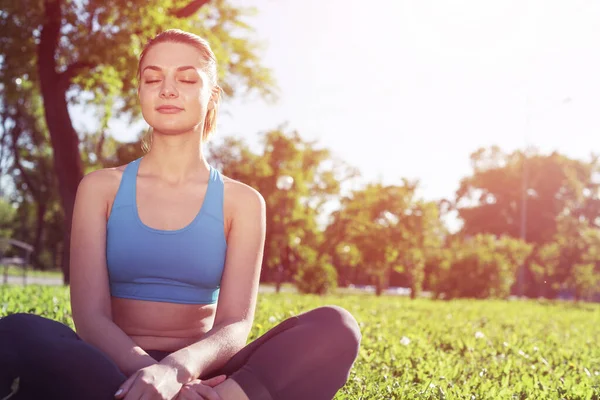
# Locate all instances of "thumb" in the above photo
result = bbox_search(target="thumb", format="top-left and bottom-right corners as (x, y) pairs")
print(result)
(114, 372), (139, 399)
(200, 374), (227, 388)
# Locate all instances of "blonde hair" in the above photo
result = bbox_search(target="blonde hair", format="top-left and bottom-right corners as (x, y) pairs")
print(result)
(138, 29), (222, 152)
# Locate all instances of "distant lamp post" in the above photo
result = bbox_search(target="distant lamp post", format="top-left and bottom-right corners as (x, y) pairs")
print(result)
(275, 174), (294, 293)
(518, 96), (573, 298)
(341, 245), (351, 286)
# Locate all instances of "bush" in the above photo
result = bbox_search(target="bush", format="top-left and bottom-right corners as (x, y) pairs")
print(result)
(433, 234), (532, 299)
(295, 261), (338, 295)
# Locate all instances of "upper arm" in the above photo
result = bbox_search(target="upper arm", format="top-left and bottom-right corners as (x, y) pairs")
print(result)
(69, 170), (115, 332)
(213, 182), (267, 337)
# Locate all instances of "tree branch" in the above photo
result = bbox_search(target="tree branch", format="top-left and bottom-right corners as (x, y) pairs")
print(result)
(10, 111), (41, 202)
(58, 61), (97, 91)
(87, 3), (97, 36)
(39, 0), (62, 79)
(95, 130), (106, 166)
(0, 116), (10, 184)
(171, 0), (211, 18)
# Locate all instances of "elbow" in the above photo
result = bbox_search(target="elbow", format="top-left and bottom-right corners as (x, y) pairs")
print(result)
(71, 312), (110, 343)
(232, 319), (252, 352)
(216, 318), (252, 353)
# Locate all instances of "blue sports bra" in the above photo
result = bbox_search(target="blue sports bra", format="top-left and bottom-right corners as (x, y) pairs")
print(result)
(106, 157), (227, 305)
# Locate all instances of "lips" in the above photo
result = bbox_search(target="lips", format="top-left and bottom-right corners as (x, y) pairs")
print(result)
(156, 105), (183, 114)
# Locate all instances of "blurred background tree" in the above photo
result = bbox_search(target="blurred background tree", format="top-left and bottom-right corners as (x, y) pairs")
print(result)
(455, 146), (600, 299)
(323, 181), (445, 297)
(207, 127), (359, 290)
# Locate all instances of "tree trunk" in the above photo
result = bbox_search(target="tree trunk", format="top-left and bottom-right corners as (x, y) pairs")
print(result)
(38, 0), (84, 284)
(410, 287), (417, 299)
(53, 241), (60, 272)
(275, 267), (282, 293)
(375, 272), (386, 296)
(33, 202), (47, 269)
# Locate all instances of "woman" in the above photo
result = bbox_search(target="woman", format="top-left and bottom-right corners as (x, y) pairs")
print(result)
(0, 29), (361, 400)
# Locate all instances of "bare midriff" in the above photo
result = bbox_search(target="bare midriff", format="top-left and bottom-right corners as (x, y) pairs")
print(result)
(111, 296), (217, 352)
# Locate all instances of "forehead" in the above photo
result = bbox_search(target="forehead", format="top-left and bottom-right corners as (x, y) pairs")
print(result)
(141, 42), (206, 72)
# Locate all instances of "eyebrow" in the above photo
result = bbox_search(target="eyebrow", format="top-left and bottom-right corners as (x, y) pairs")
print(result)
(142, 65), (199, 73)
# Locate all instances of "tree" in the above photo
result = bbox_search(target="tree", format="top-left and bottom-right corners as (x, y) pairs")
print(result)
(0, 0), (275, 282)
(208, 127), (358, 287)
(431, 234), (532, 300)
(324, 181), (445, 297)
(455, 146), (600, 297)
(456, 147), (599, 245)
(531, 216), (600, 300)
(0, 64), (62, 268)
(0, 198), (15, 239)
(295, 259), (338, 295)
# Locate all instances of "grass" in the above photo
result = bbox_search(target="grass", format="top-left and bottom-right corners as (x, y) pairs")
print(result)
(1, 265), (63, 279)
(1, 285), (600, 399)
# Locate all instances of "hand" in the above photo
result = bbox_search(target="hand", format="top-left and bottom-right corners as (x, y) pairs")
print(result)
(115, 363), (183, 400)
(176, 375), (227, 400)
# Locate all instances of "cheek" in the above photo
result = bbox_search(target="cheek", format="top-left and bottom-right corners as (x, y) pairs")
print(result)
(138, 88), (153, 110)
(183, 91), (206, 113)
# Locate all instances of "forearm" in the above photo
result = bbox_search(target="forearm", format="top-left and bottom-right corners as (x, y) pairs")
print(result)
(161, 320), (249, 382)
(75, 315), (158, 376)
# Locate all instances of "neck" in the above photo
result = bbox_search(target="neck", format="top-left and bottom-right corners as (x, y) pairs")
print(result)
(142, 129), (209, 182)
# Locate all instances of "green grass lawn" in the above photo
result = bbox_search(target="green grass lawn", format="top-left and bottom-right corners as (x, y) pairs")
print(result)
(1, 285), (599, 399)
(1, 265), (63, 279)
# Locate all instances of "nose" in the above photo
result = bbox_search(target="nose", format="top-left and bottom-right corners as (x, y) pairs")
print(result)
(159, 79), (178, 99)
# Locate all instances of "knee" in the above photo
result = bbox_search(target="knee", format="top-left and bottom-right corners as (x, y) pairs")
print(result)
(0, 313), (40, 334)
(0, 313), (74, 340)
(303, 305), (362, 358)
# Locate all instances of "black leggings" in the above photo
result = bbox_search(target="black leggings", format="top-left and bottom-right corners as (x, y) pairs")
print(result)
(0, 305), (361, 400)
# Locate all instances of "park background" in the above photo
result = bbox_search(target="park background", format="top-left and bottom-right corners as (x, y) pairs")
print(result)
(1, 0), (599, 398)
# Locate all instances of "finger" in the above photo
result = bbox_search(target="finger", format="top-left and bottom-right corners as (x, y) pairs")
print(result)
(115, 372), (139, 399)
(200, 375), (227, 388)
(122, 379), (148, 400)
(179, 386), (204, 400)
(186, 384), (221, 400)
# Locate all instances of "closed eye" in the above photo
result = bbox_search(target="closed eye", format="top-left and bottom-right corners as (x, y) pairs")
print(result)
(144, 80), (196, 84)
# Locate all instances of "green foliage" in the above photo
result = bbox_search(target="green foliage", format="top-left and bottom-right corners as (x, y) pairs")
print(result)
(0, 0), (276, 118)
(207, 128), (358, 281)
(325, 182), (445, 296)
(455, 147), (600, 299)
(295, 258), (338, 295)
(0, 199), (16, 238)
(456, 147), (600, 245)
(2, 286), (600, 399)
(432, 234), (532, 300)
(532, 217), (600, 300)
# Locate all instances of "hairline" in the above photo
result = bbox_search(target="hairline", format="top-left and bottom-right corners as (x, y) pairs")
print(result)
(141, 65), (202, 73)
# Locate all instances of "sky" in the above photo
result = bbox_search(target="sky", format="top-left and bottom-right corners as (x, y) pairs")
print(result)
(77, 0), (600, 228)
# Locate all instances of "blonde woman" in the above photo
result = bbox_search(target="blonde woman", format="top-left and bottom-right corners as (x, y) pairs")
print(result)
(0, 29), (361, 400)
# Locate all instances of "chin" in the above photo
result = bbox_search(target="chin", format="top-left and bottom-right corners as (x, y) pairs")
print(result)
(154, 126), (193, 135)
(143, 110), (199, 134)
(152, 122), (201, 136)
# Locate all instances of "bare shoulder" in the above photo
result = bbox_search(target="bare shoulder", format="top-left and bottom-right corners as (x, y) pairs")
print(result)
(76, 164), (128, 217)
(78, 165), (124, 194)
(222, 175), (266, 217)
(81, 165), (124, 184)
